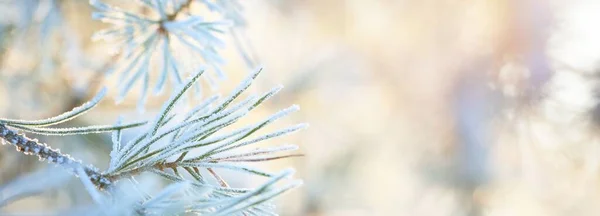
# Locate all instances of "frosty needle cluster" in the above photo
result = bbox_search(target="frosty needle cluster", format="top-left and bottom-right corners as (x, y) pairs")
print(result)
(0, 0), (305, 215)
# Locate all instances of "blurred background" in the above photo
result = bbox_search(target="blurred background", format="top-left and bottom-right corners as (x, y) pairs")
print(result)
(2, 0), (600, 215)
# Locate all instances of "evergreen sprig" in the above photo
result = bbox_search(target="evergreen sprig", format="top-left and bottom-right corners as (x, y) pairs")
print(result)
(0, 69), (305, 215)
(0, 0), (303, 215)
(90, 0), (253, 109)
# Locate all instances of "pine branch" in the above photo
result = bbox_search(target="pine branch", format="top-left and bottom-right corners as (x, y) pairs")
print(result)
(0, 87), (144, 190)
(166, 0), (193, 21)
(0, 68), (305, 214)
(0, 124), (111, 189)
(91, 0), (252, 108)
(1, 1), (302, 214)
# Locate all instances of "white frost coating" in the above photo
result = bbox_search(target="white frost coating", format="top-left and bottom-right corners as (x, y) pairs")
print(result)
(171, 94), (257, 139)
(218, 94), (259, 116)
(109, 116), (124, 171)
(89, 0), (110, 11)
(147, 110), (251, 164)
(8, 120), (147, 136)
(224, 124), (305, 155)
(154, 36), (170, 95)
(212, 68), (262, 113)
(178, 26), (226, 49)
(138, 71), (151, 113)
(210, 169), (297, 215)
(166, 45), (184, 85)
(165, 94), (257, 139)
(179, 108), (250, 144)
(253, 85), (283, 108)
(0, 88), (106, 127)
(172, 96), (293, 156)
(218, 180), (302, 216)
(76, 167), (105, 206)
(207, 113), (306, 155)
(183, 95), (220, 121)
(210, 144), (299, 161)
(176, 162), (275, 177)
(112, 117), (124, 151)
(260, 168), (295, 188)
(113, 49), (146, 76)
(117, 39), (157, 104)
(163, 17), (202, 29)
(192, 126), (252, 149)
(113, 133), (150, 167)
(90, 0), (241, 106)
(120, 103), (240, 164)
(151, 69), (205, 136)
(267, 105), (300, 123)
(153, 0), (167, 19)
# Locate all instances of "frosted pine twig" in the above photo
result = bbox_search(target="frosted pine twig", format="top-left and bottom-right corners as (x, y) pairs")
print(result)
(0, 68), (306, 215)
(0, 1), (303, 214)
(90, 0), (253, 109)
(0, 87), (142, 189)
(0, 123), (112, 188)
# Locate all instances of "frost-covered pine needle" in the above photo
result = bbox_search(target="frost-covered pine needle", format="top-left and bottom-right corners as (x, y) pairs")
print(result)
(91, 0), (253, 108)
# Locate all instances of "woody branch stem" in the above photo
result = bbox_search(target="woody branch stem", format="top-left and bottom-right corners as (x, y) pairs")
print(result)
(0, 123), (112, 189)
